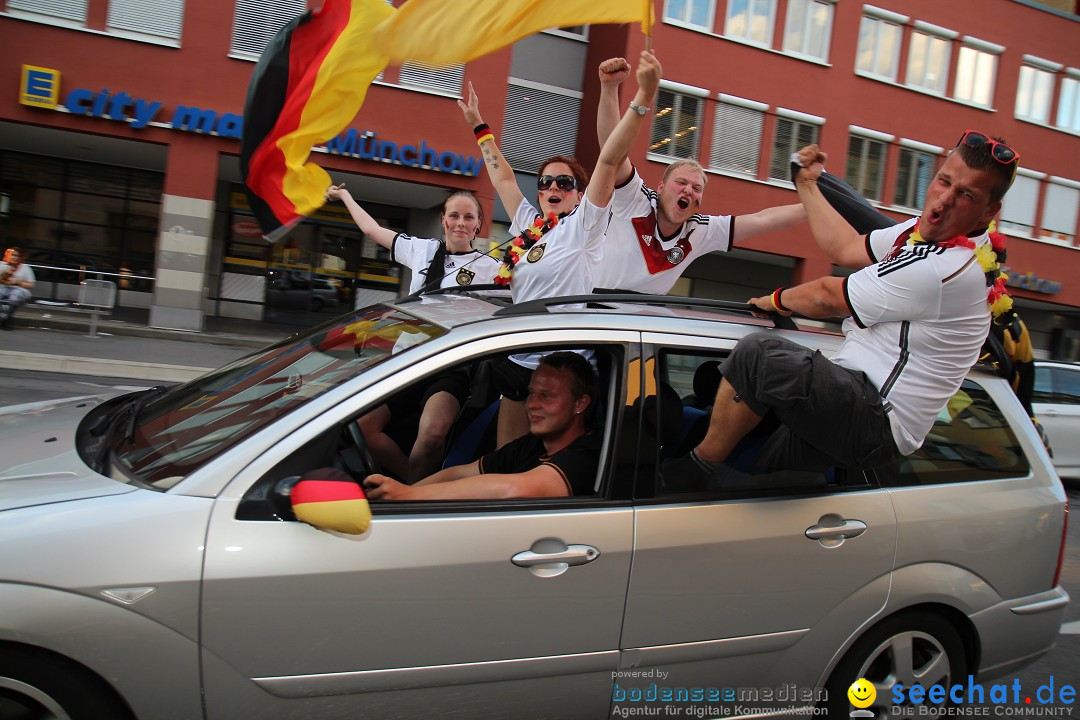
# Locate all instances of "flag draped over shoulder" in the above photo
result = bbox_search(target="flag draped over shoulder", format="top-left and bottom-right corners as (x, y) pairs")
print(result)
(790, 161), (893, 234)
(372, 0), (648, 66)
(241, 0), (395, 241)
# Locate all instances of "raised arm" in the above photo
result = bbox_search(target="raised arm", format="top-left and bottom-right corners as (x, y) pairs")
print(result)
(325, 185), (397, 250)
(793, 145), (869, 269)
(734, 203), (807, 243)
(458, 82), (525, 215)
(596, 57), (634, 187)
(588, 51), (661, 210)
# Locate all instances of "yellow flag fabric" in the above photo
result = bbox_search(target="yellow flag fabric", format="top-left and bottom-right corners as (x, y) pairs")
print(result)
(642, 0), (654, 35)
(373, 0), (648, 66)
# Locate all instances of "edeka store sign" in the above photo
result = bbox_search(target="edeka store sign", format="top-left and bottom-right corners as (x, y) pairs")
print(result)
(18, 64), (482, 177)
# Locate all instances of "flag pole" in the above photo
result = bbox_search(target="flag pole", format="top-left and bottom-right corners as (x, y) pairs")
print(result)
(643, 0), (653, 52)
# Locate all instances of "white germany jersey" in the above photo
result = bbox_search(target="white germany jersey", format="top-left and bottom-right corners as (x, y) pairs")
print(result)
(505, 196), (607, 371)
(391, 234), (500, 294)
(831, 217), (992, 455)
(507, 196), (607, 305)
(597, 171), (733, 294)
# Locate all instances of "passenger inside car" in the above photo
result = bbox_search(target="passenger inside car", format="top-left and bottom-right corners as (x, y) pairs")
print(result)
(364, 352), (601, 500)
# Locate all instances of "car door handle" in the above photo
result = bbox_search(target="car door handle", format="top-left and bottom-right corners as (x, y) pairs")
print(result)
(805, 519), (867, 541)
(512, 544), (600, 577)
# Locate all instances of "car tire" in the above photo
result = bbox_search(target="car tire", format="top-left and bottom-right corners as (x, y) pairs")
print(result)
(311, 296), (324, 312)
(823, 610), (967, 719)
(0, 646), (134, 720)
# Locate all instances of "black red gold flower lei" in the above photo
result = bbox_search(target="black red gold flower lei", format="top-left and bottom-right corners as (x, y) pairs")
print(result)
(493, 212), (559, 286)
(908, 218), (1014, 323)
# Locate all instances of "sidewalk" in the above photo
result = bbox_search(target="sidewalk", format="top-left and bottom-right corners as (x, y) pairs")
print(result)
(0, 304), (295, 383)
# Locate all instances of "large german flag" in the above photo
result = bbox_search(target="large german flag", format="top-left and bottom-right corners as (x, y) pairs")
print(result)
(241, 0), (394, 241)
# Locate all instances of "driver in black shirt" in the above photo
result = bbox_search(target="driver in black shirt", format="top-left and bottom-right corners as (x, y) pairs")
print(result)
(364, 352), (600, 500)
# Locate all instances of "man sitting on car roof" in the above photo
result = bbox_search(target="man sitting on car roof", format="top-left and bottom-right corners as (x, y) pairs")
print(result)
(671, 133), (1020, 483)
(364, 352), (600, 500)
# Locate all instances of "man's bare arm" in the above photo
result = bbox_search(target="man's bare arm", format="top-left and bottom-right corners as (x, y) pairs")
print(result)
(794, 145), (870, 269)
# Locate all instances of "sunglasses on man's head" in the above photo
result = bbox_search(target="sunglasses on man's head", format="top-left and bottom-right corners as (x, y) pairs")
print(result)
(537, 174), (577, 191)
(957, 130), (1020, 165)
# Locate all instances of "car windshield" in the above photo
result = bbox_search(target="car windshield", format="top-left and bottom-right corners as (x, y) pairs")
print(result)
(106, 305), (445, 488)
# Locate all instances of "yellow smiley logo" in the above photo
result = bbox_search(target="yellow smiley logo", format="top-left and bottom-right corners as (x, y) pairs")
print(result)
(848, 678), (876, 709)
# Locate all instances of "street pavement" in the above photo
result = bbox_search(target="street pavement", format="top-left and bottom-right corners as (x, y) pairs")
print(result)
(0, 304), (294, 382)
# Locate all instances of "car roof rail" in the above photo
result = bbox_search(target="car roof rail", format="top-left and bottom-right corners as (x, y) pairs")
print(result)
(399, 285), (515, 305)
(492, 293), (800, 330)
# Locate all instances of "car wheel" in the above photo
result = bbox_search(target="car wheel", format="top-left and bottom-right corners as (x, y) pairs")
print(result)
(823, 611), (967, 719)
(0, 646), (134, 720)
(311, 296), (324, 312)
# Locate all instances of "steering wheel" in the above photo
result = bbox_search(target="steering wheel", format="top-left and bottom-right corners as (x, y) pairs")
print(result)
(345, 421), (381, 477)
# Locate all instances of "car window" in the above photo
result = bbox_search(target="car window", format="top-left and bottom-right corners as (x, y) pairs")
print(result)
(646, 349), (865, 499)
(1033, 365), (1055, 402)
(1051, 367), (1080, 404)
(1033, 365), (1080, 404)
(875, 380), (1031, 487)
(239, 343), (627, 519)
(108, 305), (446, 488)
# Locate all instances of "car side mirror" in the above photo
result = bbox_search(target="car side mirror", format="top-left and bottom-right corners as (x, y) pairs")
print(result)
(273, 468), (371, 535)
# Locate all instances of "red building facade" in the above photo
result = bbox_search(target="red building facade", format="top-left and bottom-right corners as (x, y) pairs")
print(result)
(1, 0), (1078, 355)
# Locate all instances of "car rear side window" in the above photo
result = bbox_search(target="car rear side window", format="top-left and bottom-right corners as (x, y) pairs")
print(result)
(1034, 366), (1080, 404)
(875, 380), (1031, 487)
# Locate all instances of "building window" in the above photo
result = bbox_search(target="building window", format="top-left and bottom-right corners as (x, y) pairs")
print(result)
(398, 62), (465, 95)
(0, 150), (163, 291)
(725, 0), (777, 46)
(905, 24), (953, 95)
(782, 0), (833, 61)
(660, 0), (712, 29)
(7, 0), (86, 22)
(856, 13), (903, 81)
(229, 0), (306, 58)
(1041, 179), (1079, 245)
(998, 172), (1040, 236)
(649, 88), (703, 161)
(768, 113), (821, 181)
(846, 132), (889, 203)
(953, 39), (1001, 108)
(893, 145), (938, 210)
(107, 0), (185, 41)
(1058, 74), (1080, 133)
(545, 25), (588, 38)
(709, 96), (765, 176)
(663, 0), (713, 30)
(501, 81), (581, 173)
(1016, 65), (1056, 124)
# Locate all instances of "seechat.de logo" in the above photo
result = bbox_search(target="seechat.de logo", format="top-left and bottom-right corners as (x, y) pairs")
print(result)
(848, 678), (876, 717)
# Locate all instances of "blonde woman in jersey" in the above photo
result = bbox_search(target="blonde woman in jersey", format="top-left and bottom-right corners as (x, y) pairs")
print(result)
(325, 186), (499, 482)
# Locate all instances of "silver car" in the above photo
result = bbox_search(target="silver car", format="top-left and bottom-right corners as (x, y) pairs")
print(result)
(0, 292), (1069, 719)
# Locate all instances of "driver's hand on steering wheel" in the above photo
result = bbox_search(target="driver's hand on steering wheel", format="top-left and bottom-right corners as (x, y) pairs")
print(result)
(365, 474), (412, 501)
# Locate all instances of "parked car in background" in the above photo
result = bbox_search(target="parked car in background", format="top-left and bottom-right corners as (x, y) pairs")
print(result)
(264, 269), (340, 312)
(0, 292), (1069, 719)
(1034, 359), (1080, 479)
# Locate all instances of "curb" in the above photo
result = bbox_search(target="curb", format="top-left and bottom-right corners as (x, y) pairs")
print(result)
(0, 350), (213, 383)
(16, 312), (284, 349)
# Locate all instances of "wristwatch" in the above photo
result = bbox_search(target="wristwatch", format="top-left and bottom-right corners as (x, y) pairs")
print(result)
(629, 102), (649, 116)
